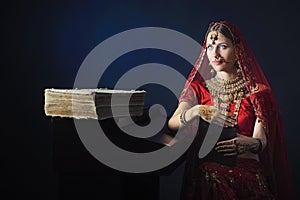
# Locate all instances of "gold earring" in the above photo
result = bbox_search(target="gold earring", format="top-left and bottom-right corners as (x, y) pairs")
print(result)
(210, 67), (215, 74)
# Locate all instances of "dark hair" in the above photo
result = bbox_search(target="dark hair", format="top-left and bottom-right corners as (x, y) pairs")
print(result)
(209, 23), (234, 43)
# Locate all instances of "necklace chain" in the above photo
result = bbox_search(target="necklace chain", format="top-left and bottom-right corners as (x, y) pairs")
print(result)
(206, 73), (248, 121)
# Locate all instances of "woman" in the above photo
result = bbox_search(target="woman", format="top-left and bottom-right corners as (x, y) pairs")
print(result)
(168, 21), (294, 199)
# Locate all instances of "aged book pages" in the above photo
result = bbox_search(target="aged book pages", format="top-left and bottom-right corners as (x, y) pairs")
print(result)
(44, 88), (146, 120)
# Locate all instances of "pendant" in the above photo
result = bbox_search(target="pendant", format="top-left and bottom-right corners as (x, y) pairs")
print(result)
(238, 91), (244, 98)
(219, 102), (230, 111)
(220, 93), (233, 103)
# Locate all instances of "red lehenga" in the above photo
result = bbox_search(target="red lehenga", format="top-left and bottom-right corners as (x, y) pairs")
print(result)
(178, 21), (295, 200)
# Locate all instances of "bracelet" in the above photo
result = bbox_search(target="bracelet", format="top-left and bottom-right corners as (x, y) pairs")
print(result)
(251, 138), (263, 154)
(256, 138), (263, 153)
(180, 110), (188, 126)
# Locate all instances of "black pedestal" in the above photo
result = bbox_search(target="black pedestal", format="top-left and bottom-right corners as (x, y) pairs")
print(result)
(52, 117), (167, 200)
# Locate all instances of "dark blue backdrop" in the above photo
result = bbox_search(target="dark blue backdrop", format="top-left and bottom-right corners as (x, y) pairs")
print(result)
(3, 0), (299, 199)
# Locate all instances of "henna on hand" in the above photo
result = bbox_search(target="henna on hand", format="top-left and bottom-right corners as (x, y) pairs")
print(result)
(198, 105), (216, 121)
(198, 105), (236, 127)
(215, 135), (263, 156)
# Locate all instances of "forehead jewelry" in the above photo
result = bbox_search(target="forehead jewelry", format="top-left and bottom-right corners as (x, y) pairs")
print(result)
(210, 32), (218, 44)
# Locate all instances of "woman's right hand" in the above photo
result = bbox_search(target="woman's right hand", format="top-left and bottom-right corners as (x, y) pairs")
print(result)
(187, 105), (236, 127)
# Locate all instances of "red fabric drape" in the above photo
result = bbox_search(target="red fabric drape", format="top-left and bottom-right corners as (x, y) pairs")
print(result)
(179, 21), (295, 200)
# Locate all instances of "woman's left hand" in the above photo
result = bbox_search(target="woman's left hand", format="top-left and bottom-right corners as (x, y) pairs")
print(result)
(215, 134), (260, 156)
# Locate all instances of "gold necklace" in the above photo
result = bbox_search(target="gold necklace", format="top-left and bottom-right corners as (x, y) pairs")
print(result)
(205, 73), (248, 120)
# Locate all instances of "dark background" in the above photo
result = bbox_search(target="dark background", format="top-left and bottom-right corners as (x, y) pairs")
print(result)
(3, 0), (300, 199)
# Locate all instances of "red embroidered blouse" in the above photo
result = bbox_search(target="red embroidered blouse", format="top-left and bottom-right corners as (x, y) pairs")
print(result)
(179, 80), (256, 137)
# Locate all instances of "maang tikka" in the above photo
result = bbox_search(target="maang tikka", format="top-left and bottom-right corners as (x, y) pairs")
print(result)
(210, 32), (218, 44)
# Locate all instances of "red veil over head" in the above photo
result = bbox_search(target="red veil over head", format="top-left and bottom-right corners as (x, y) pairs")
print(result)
(179, 21), (295, 199)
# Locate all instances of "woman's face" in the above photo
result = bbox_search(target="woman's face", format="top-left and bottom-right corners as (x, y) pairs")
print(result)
(206, 31), (236, 73)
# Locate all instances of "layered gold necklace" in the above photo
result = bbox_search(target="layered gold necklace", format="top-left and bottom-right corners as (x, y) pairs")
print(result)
(206, 72), (248, 119)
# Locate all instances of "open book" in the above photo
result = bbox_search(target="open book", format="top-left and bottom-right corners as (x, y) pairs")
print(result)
(44, 88), (146, 120)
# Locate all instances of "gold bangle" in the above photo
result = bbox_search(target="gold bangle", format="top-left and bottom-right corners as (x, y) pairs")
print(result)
(251, 138), (263, 154)
(256, 138), (263, 153)
(180, 110), (188, 126)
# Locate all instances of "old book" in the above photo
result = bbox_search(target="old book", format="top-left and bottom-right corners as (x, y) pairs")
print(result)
(185, 119), (237, 168)
(44, 88), (146, 120)
(197, 119), (237, 167)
